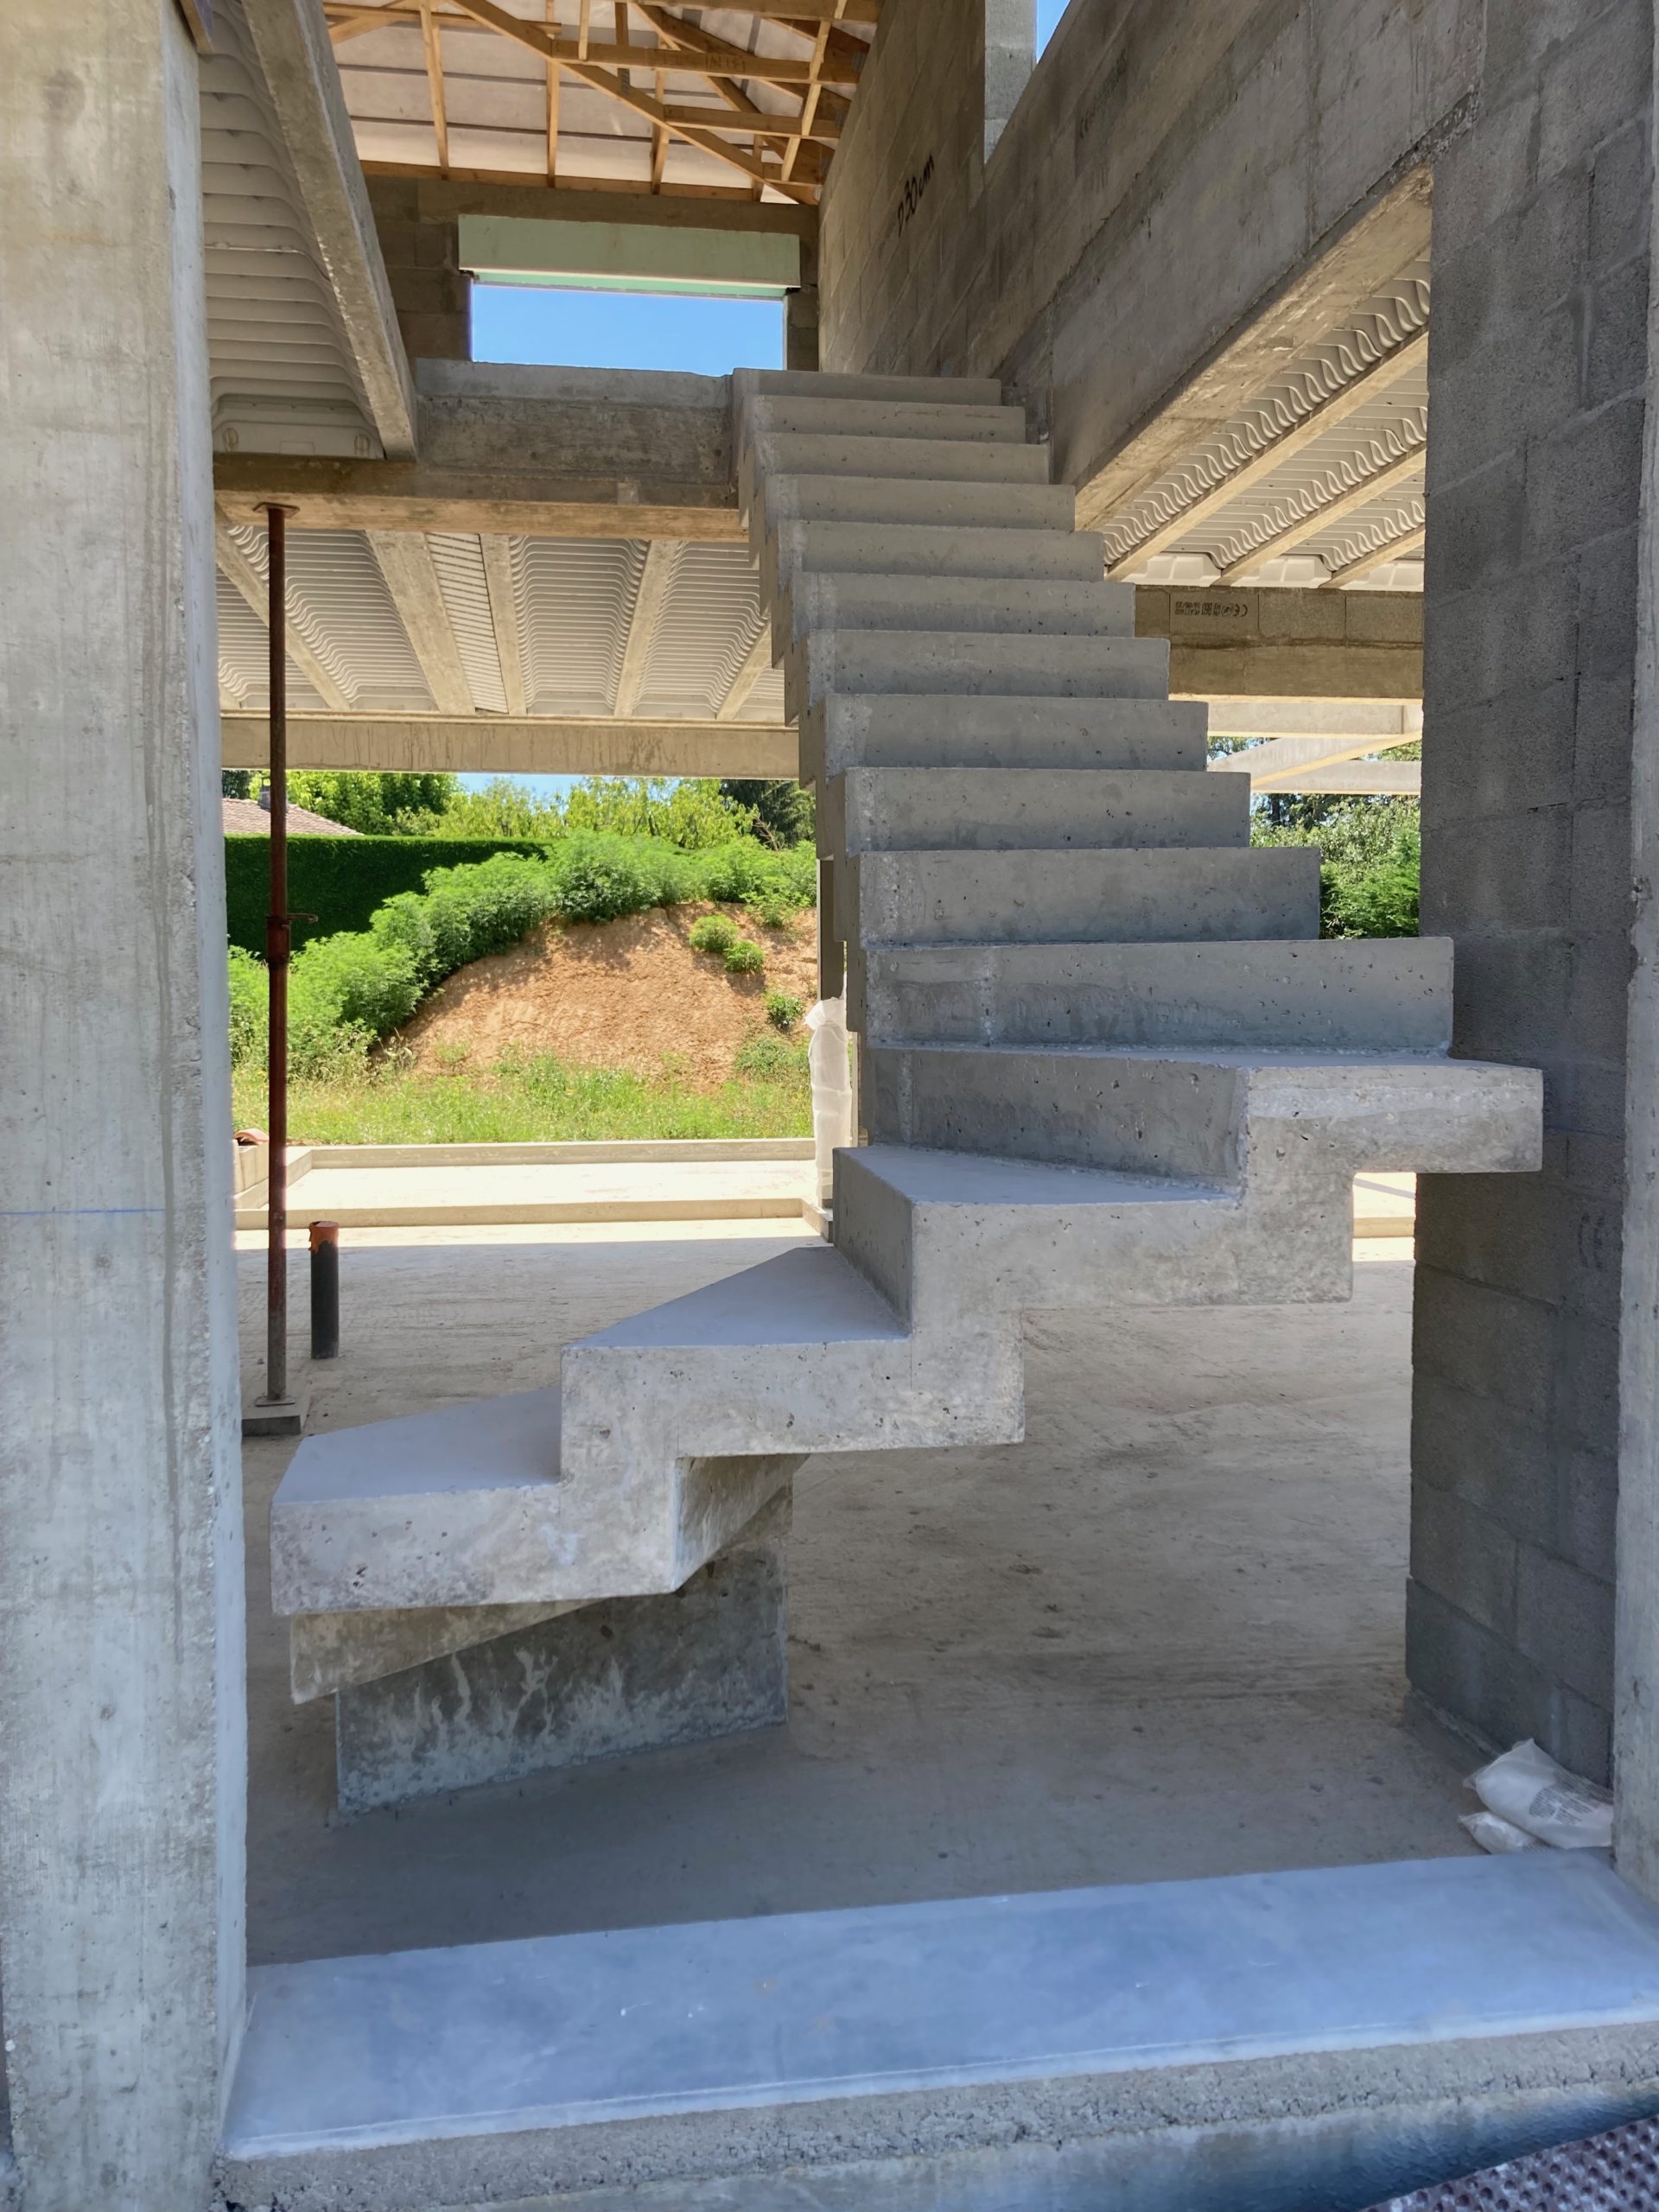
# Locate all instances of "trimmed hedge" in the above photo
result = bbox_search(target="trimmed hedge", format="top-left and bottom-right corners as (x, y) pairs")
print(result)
(225, 835), (550, 956)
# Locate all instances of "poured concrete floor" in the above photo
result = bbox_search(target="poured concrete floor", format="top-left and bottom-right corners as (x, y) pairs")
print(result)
(239, 1221), (1475, 1968)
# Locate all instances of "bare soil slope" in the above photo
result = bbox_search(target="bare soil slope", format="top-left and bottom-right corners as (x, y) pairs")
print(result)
(396, 903), (817, 1088)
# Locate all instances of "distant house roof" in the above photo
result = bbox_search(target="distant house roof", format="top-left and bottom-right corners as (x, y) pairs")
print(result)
(223, 797), (359, 836)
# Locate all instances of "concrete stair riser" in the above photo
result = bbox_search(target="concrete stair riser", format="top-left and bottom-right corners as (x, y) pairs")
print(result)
(801, 694), (1211, 781)
(739, 434), (1050, 518)
(779, 573), (1135, 652)
(841, 846), (1323, 949)
(764, 520), (1107, 606)
(825, 766), (1249, 855)
(738, 397), (1027, 447)
(787, 632), (1173, 720)
(752, 474), (1077, 546)
(849, 938), (1457, 1051)
(731, 366), (1004, 410)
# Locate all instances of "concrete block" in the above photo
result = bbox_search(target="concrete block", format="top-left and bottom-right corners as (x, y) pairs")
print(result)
(1584, 252), (1650, 409)
(1422, 678), (1575, 828)
(783, 573), (1134, 648)
(1425, 559), (1574, 718)
(1410, 1266), (1557, 1430)
(827, 766), (1244, 855)
(1421, 804), (1573, 933)
(803, 694), (1208, 781)
(741, 431), (1047, 515)
(1535, 0), (1654, 185)
(855, 938), (1454, 1052)
(1590, 120), (1654, 272)
(734, 367), (1003, 407)
(739, 397), (1023, 446)
(1524, 393), (1646, 559)
(1576, 524), (1642, 683)
(1406, 1579), (1611, 1783)
(1409, 1485), (1518, 1639)
(289, 1597), (582, 1704)
(842, 845), (1321, 949)
(1515, 1545), (1616, 1709)
(754, 473), (1075, 541)
(1411, 1372), (1561, 1555)
(1571, 803), (1636, 934)
(790, 630), (1173, 717)
(769, 520), (1105, 598)
(334, 1495), (790, 1812)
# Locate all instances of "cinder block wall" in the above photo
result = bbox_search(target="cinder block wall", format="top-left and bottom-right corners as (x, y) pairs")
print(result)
(1410, 0), (1653, 1781)
(365, 176), (471, 361)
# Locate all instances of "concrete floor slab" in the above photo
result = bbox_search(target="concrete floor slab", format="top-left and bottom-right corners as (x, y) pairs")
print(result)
(237, 1155), (816, 1230)
(243, 1226), (1475, 1969)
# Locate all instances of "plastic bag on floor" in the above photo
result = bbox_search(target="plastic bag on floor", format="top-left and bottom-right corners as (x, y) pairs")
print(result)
(1459, 1809), (1541, 1854)
(1468, 1738), (1613, 1849)
(804, 994), (855, 1210)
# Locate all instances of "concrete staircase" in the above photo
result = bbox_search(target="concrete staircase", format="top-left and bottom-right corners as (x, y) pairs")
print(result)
(270, 370), (1541, 1777)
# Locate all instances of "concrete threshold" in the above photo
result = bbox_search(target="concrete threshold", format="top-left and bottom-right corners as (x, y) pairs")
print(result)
(220, 1853), (1659, 2212)
(235, 1140), (817, 1231)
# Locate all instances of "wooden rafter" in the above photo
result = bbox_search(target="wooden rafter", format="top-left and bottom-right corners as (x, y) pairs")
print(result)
(417, 0), (450, 170)
(544, 0), (559, 175)
(440, 0), (819, 202)
(323, 3), (862, 83)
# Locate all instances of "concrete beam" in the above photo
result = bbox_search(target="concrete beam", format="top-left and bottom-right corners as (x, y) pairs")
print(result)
(370, 172), (819, 241)
(221, 714), (798, 776)
(1136, 587), (1422, 700)
(480, 535), (528, 714)
(242, 0), (416, 458)
(367, 531), (474, 713)
(718, 623), (777, 720)
(2, 2), (245, 2200)
(612, 540), (677, 718)
(214, 360), (742, 539)
(1108, 331), (1428, 579)
(1210, 737), (1421, 793)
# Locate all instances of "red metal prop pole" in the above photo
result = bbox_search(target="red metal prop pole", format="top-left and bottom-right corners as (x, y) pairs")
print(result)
(263, 503), (294, 1406)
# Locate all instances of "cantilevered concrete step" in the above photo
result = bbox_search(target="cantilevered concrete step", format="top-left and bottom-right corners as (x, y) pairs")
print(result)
(803, 694), (1210, 781)
(755, 474), (1075, 540)
(740, 433), (1048, 513)
(842, 845), (1320, 947)
(734, 366), (1003, 408)
(823, 767), (1248, 854)
(780, 573), (1133, 649)
(865, 1043), (1543, 1184)
(765, 520), (1106, 604)
(740, 397), (1025, 446)
(854, 936), (1456, 1052)
(788, 631), (1170, 718)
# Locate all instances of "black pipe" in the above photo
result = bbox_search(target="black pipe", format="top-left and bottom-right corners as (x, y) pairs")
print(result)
(264, 502), (294, 1405)
(309, 1220), (340, 1363)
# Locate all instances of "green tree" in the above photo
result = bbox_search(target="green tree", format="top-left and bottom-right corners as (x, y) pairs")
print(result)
(719, 779), (815, 849)
(284, 770), (460, 835)
(222, 769), (255, 798)
(559, 777), (753, 848)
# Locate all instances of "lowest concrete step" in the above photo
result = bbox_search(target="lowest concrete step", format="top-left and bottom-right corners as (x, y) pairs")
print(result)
(840, 844), (1322, 947)
(802, 693), (1210, 780)
(864, 1042), (1543, 1183)
(787, 630), (1171, 718)
(823, 766), (1248, 854)
(853, 936), (1456, 1052)
(764, 519), (1106, 604)
(780, 572), (1133, 648)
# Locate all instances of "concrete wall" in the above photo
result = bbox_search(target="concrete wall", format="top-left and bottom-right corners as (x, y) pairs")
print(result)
(1408, 0), (1655, 1784)
(368, 175), (472, 361)
(818, 0), (1478, 504)
(0, 1), (246, 2203)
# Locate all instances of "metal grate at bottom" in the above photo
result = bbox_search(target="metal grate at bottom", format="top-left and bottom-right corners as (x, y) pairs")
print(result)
(1365, 2116), (1659, 2210)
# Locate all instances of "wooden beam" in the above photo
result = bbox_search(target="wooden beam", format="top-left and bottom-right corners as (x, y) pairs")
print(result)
(652, 68), (669, 188)
(215, 531), (353, 711)
(692, 0), (877, 20)
(783, 18), (832, 182)
(613, 541), (678, 716)
(417, 0), (450, 172)
(544, 0), (559, 178)
(441, 0), (817, 202)
(715, 620), (774, 720)
(1321, 517), (1427, 588)
(1211, 445), (1427, 583)
(480, 535), (529, 714)
(367, 532), (475, 713)
(1105, 330), (1428, 580)
(323, 7), (861, 80)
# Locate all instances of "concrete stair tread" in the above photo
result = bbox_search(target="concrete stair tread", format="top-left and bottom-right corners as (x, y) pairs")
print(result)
(783, 574), (1132, 644)
(739, 397), (1026, 444)
(850, 1144), (1227, 1207)
(734, 367), (1004, 406)
(753, 476), (1076, 537)
(767, 520), (1106, 591)
(575, 1243), (903, 1352)
(278, 1387), (561, 1510)
(804, 694), (1210, 779)
(741, 435), (1050, 505)
(828, 766), (1245, 853)
(791, 631), (1170, 714)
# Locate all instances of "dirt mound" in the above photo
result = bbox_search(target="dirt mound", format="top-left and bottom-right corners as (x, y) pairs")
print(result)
(395, 903), (818, 1088)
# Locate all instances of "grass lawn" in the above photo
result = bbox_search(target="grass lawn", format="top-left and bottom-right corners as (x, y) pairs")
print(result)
(232, 1039), (811, 1146)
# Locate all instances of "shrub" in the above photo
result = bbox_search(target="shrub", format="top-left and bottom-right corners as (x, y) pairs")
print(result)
(224, 835), (552, 957)
(547, 831), (696, 925)
(689, 913), (739, 954)
(764, 989), (803, 1029)
(750, 899), (793, 931)
(734, 1028), (804, 1080)
(227, 946), (267, 1065)
(724, 938), (766, 975)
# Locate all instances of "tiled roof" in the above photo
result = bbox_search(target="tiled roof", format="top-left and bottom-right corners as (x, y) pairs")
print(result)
(223, 797), (359, 836)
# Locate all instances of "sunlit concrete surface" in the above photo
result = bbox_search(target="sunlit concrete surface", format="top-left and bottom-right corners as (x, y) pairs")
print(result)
(241, 1224), (1473, 1967)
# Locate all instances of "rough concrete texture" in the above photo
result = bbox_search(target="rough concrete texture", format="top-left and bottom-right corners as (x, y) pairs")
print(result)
(244, 1228), (1481, 1967)
(0, 4), (246, 2207)
(1411, 0), (1654, 1786)
(334, 1495), (789, 1810)
(817, 0), (1478, 502)
(271, 374), (1539, 1683)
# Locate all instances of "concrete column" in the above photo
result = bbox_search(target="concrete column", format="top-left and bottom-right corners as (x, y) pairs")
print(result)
(1615, 16), (1659, 1897)
(0, 3), (246, 2206)
(1409, 0), (1654, 1783)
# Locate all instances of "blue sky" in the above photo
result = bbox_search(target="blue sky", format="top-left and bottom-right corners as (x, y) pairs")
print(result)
(1035, 0), (1067, 50)
(464, 285), (786, 802)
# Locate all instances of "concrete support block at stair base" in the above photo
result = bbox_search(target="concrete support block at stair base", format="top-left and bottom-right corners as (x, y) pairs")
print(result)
(333, 1495), (791, 1813)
